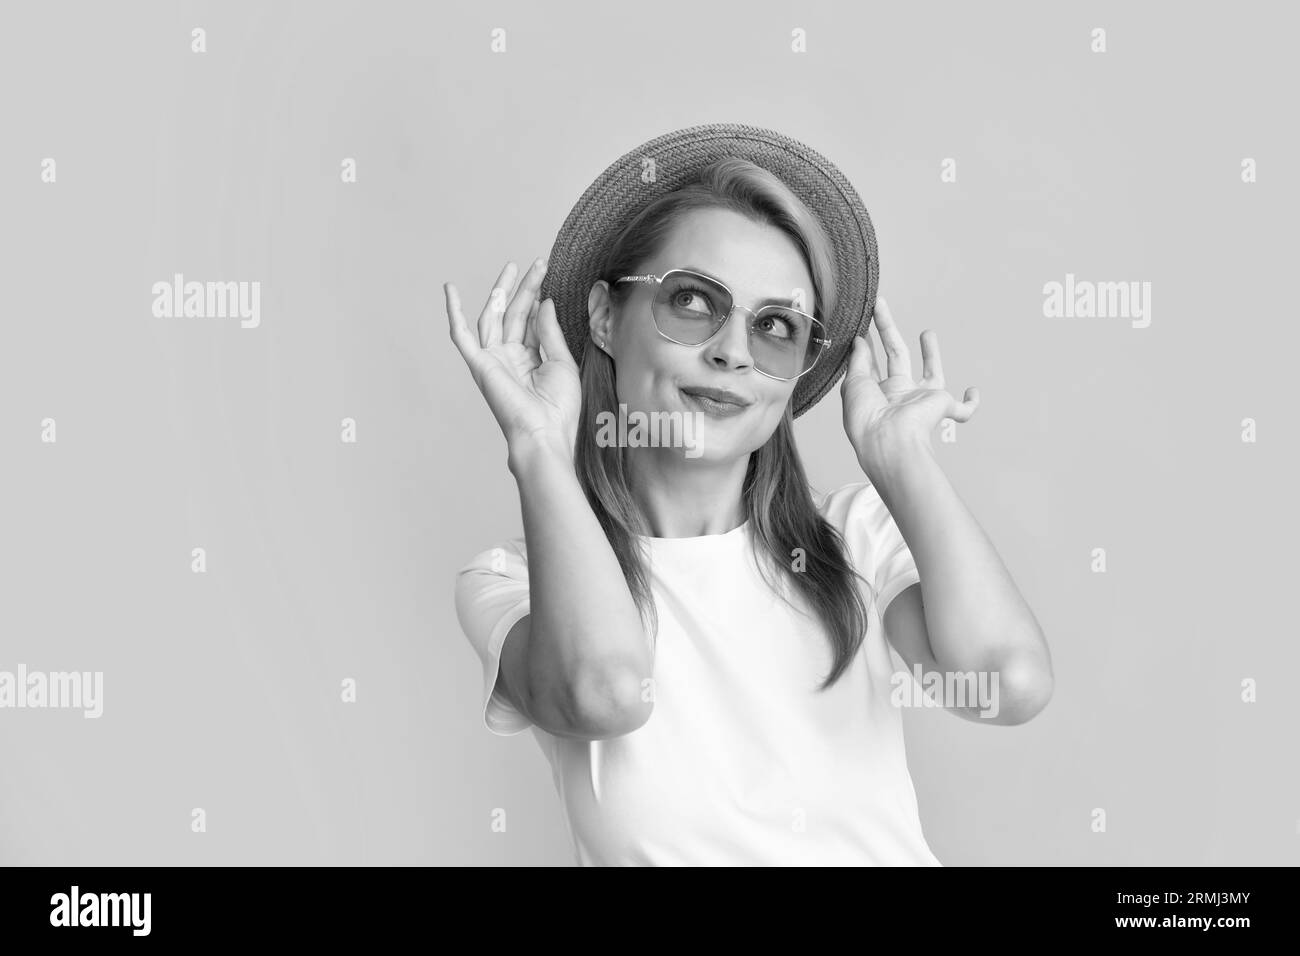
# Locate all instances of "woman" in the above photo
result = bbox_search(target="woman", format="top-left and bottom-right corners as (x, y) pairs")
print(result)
(446, 124), (1053, 866)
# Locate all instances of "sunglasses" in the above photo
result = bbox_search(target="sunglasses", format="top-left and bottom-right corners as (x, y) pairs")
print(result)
(614, 268), (831, 381)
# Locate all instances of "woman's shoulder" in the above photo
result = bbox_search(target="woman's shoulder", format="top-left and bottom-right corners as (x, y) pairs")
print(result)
(456, 533), (530, 579)
(811, 479), (908, 563)
(812, 480), (888, 528)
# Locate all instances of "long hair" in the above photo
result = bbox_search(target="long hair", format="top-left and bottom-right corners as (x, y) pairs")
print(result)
(573, 156), (873, 690)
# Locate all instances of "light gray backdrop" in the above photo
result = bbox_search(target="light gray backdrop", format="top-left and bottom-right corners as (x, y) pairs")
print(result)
(2, 0), (1296, 865)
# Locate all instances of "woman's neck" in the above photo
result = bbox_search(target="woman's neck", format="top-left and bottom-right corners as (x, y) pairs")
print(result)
(626, 450), (749, 538)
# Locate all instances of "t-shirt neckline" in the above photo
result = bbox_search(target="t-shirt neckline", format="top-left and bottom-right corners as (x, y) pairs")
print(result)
(636, 519), (751, 544)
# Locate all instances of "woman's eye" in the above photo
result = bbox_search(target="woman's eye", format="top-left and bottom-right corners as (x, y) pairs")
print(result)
(673, 290), (712, 314)
(756, 315), (793, 339)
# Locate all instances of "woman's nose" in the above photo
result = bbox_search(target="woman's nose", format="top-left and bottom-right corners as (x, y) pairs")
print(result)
(703, 306), (754, 370)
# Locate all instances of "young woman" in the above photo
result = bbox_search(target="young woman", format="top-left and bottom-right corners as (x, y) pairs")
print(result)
(446, 126), (1053, 866)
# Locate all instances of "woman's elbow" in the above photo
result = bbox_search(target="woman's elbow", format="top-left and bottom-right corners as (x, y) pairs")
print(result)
(995, 649), (1054, 725)
(566, 662), (654, 738)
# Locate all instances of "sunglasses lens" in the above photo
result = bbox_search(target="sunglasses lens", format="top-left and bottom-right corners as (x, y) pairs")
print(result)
(750, 307), (827, 379)
(653, 272), (730, 345)
(650, 271), (827, 380)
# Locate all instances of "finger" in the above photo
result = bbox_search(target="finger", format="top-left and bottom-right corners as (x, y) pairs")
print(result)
(479, 261), (518, 349)
(843, 332), (876, 390)
(445, 283), (479, 362)
(919, 330), (945, 388)
(865, 313), (888, 381)
(536, 298), (577, 368)
(503, 258), (547, 345)
(947, 386), (980, 423)
(523, 297), (541, 353)
(871, 296), (912, 380)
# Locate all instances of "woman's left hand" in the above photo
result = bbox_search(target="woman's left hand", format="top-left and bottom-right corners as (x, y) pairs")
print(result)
(841, 296), (979, 476)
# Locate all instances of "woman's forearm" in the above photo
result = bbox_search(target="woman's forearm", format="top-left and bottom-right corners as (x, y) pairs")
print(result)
(506, 434), (653, 732)
(865, 435), (1053, 708)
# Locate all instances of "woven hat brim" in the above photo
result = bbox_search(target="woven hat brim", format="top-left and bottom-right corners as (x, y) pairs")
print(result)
(537, 122), (878, 419)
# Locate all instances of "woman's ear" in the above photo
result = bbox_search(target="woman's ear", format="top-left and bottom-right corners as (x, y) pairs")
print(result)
(587, 280), (615, 353)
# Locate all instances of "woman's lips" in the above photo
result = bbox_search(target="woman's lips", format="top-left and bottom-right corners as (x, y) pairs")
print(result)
(680, 388), (749, 418)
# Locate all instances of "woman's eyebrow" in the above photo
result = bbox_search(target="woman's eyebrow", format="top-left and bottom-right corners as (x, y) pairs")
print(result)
(680, 264), (800, 308)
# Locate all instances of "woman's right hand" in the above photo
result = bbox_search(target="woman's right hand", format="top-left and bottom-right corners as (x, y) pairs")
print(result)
(445, 259), (581, 458)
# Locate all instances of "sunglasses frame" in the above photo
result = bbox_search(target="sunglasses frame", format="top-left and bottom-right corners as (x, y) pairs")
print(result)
(613, 268), (831, 382)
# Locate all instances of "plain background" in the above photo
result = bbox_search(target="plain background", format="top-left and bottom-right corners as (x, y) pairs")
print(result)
(1, 0), (1296, 866)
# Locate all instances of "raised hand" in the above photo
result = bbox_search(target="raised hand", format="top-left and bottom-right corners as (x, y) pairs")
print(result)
(445, 259), (581, 457)
(841, 296), (979, 476)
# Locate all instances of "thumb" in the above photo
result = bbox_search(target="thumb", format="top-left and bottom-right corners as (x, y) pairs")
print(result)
(536, 299), (576, 367)
(843, 334), (874, 388)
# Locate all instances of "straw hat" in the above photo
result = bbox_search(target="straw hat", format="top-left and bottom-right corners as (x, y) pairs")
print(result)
(536, 122), (880, 419)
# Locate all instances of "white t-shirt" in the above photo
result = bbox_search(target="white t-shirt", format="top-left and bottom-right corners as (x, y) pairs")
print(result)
(453, 480), (941, 866)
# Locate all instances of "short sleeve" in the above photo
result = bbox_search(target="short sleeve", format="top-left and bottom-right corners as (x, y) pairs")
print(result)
(815, 480), (922, 618)
(453, 536), (533, 736)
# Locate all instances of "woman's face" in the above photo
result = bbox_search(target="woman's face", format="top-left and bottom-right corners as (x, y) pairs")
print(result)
(589, 207), (816, 463)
